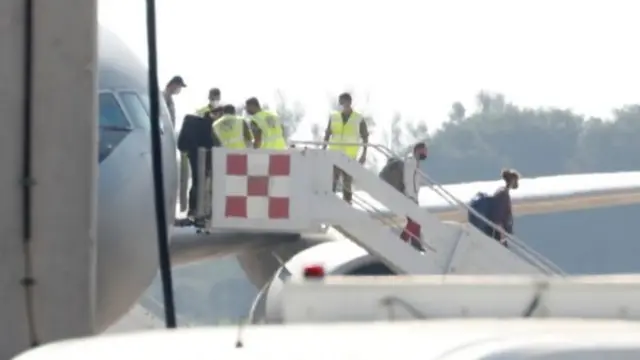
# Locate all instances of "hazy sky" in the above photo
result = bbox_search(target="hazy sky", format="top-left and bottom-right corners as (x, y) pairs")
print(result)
(99, 0), (640, 138)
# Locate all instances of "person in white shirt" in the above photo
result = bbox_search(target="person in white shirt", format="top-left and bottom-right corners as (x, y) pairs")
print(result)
(163, 75), (186, 128)
(400, 142), (428, 251)
(402, 142), (428, 203)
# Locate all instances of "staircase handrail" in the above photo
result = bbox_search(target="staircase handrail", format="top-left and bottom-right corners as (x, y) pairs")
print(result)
(372, 145), (565, 276)
(289, 140), (565, 276)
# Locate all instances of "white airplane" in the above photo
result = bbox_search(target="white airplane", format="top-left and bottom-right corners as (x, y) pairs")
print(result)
(4, 24), (640, 358)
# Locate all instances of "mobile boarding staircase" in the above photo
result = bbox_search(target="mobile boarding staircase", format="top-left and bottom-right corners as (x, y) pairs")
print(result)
(206, 143), (565, 277)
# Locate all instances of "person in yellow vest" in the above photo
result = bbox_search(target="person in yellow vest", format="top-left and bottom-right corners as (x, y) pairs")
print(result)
(195, 88), (221, 116)
(322, 92), (370, 204)
(212, 104), (254, 149)
(244, 97), (287, 149)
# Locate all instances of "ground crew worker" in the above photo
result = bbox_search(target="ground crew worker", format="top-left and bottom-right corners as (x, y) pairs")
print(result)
(322, 92), (369, 204)
(177, 107), (223, 219)
(196, 88), (221, 117)
(490, 169), (520, 247)
(244, 97), (287, 149)
(213, 104), (254, 149)
(163, 75), (187, 127)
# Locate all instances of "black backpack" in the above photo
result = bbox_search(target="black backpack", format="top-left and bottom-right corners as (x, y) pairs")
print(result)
(468, 192), (495, 235)
(378, 158), (405, 192)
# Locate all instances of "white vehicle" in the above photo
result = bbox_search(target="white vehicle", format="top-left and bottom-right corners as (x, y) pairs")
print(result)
(14, 319), (640, 360)
(16, 274), (640, 360)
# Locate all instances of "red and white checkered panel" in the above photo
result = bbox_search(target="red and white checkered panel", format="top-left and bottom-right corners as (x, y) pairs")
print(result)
(224, 153), (291, 219)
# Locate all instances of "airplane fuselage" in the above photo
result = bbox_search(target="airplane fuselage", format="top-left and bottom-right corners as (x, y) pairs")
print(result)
(95, 28), (178, 330)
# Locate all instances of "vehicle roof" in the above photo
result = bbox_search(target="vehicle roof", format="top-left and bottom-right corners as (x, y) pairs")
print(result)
(15, 319), (640, 360)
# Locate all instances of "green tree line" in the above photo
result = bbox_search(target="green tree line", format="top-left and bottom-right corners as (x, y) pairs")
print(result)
(276, 90), (639, 181)
(429, 92), (640, 182)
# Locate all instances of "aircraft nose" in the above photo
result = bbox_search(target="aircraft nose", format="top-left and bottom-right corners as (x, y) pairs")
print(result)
(95, 130), (166, 331)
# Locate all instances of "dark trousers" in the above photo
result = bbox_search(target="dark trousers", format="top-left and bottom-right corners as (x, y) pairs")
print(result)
(187, 150), (211, 215)
(332, 166), (353, 203)
(491, 229), (509, 248)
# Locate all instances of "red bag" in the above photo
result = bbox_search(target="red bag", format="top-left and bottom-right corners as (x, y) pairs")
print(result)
(400, 218), (421, 243)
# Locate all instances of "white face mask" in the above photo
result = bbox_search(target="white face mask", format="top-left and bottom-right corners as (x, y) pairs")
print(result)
(209, 99), (219, 107)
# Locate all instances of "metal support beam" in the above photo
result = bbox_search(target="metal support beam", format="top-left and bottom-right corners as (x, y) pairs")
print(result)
(0, 1), (98, 358)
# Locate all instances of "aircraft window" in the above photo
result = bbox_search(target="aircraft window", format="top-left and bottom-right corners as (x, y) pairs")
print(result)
(99, 93), (131, 130)
(139, 92), (172, 121)
(118, 92), (151, 130)
(119, 91), (170, 130)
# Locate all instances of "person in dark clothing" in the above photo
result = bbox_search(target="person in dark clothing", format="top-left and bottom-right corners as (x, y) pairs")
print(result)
(177, 107), (223, 218)
(490, 168), (520, 246)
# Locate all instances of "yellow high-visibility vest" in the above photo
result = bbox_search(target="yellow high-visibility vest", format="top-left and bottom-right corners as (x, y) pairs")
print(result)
(213, 115), (246, 149)
(328, 111), (362, 159)
(251, 111), (287, 149)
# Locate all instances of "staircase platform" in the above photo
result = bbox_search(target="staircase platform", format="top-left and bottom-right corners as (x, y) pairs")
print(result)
(206, 148), (563, 276)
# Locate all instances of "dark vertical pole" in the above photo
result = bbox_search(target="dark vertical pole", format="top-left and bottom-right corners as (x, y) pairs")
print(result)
(144, 0), (177, 328)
